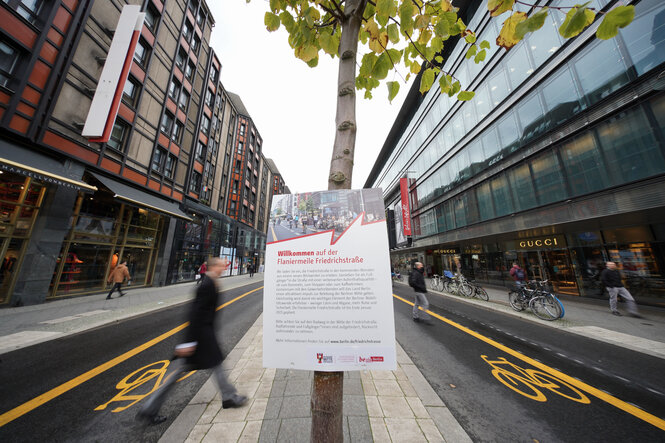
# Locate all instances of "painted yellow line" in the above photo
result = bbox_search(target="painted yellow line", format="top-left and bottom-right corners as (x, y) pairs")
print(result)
(393, 293), (665, 432)
(0, 286), (263, 428)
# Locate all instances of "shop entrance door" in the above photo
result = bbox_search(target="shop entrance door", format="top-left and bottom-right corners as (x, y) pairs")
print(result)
(517, 251), (544, 281)
(541, 249), (579, 295)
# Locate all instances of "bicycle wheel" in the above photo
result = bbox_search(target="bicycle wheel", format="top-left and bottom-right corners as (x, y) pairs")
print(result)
(508, 291), (526, 311)
(527, 370), (590, 404)
(443, 281), (450, 293)
(459, 282), (473, 297)
(529, 294), (562, 321)
(491, 369), (547, 402)
(475, 286), (489, 301)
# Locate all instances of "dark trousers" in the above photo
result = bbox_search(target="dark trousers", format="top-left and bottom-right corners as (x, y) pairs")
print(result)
(107, 282), (124, 297)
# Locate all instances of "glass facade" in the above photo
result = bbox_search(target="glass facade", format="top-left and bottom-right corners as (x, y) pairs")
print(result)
(50, 191), (165, 297)
(371, 0), (665, 303)
(0, 171), (46, 303)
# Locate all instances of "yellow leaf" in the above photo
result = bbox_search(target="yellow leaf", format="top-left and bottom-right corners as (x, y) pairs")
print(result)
(496, 11), (527, 50)
(365, 18), (380, 39)
(440, 0), (453, 12)
(410, 62), (421, 74)
(369, 32), (389, 53)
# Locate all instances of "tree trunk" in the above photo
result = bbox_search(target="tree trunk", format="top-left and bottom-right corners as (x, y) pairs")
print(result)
(326, 0), (365, 191)
(313, 2), (366, 442)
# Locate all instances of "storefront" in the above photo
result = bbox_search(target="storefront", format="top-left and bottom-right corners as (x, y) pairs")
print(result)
(394, 223), (665, 306)
(48, 172), (190, 298)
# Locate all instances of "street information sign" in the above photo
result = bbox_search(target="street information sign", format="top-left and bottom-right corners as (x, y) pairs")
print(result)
(263, 189), (396, 371)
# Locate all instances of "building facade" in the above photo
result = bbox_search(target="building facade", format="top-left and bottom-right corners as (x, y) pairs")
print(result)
(0, 0), (286, 305)
(365, 0), (665, 305)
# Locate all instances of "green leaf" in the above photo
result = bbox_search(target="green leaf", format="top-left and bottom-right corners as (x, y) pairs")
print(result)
(306, 56), (318, 67)
(464, 31), (476, 44)
(450, 80), (461, 96)
(295, 44), (318, 63)
(420, 68), (436, 94)
(515, 8), (549, 39)
(474, 49), (486, 63)
(435, 55), (443, 63)
(434, 17), (450, 37)
(480, 40), (491, 49)
(415, 15), (430, 31)
(488, 0), (515, 17)
(387, 81), (400, 102)
(359, 53), (376, 78)
(279, 11), (295, 32)
(465, 44), (477, 59)
(269, 0), (280, 13)
(319, 32), (339, 57)
(457, 90), (475, 101)
(496, 11), (527, 50)
(264, 12), (281, 32)
(386, 48), (402, 65)
(596, 5), (635, 40)
(371, 52), (391, 80)
(376, 0), (396, 24)
(399, 2), (415, 36)
(559, 6), (595, 39)
(438, 74), (452, 94)
(387, 23), (400, 44)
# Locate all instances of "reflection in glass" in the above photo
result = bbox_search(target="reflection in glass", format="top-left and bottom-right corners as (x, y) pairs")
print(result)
(496, 111), (520, 158)
(516, 93), (545, 144)
(530, 150), (567, 205)
(527, 14), (561, 68)
(476, 182), (494, 221)
(596, 106), (665, 185)
(541, 67), (584, 129)
(573, 38), (629, 106)
(619, 0), (665, 76)
(560, 133), (608, 196)
(504, 43), (532, 90)
(490, 174), (514, 217)
(488, 69), (510, 107)
(508, 164), (537, 211)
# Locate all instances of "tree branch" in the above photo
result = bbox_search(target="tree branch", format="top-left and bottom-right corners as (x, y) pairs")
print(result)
(320, 2), (343, 21)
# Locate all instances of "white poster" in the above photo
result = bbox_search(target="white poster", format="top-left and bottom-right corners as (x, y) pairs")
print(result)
(264, 188), (396, 371)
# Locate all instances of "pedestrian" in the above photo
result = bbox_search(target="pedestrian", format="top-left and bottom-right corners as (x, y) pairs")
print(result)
(249, 263), (254, 278)
(509, 262), (527, 289)
(408, 262), (432, 324)
(136, 257), (247, 424)
(197, 261), (207, 284)
(601, 261), (642, 318)
(106, 261), (130, 299)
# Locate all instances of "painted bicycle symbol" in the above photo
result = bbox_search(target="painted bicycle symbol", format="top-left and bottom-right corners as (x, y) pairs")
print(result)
(481, 355), (591, 404)
(95, 360), (195, 413)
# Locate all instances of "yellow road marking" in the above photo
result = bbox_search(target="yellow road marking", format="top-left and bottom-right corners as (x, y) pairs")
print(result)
(394, 293), (665, 431)
(0, 286), (263, 428)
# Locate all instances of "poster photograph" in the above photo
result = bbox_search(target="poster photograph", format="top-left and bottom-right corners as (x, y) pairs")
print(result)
(263, 188), (396, 371)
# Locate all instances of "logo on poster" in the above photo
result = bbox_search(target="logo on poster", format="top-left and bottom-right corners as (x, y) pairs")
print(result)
(359, 356), (385, 363)
(316, 353), (333, 364)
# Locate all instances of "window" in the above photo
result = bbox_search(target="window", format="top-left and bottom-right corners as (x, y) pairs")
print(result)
(192, 34), (201, 52)
(541, 67), (583, 130)
(211, 116), (218, 133)
(620, 0), (665, 76)
(504, 43), (532, 90)
(190, 172), (201, 192)
(144, 4), (159, 33)
(205, 88), (213, 107)
(559, 133), (608, 197)
(237, 141), (243, 154)
(508, 163), (537, 211)
(122, 76), (139, 106)
(183, 20), (193, 42)
(239, 123), (246, 136)
(196, 8), (205, 27)
(175, 47), (187, 70)
(0, 41), (20, 88)
(107, 120), (129, 151)
(476, 182), (494, 221)
(201, 115), (210, 133)
(178, 89), (189, 110)
(133, 39), (150, 67)
(234, 160), (241, 172)
(172, 120), (184, 144)
(210, 65), (219, 83)
(152, 148), (165, 172)
(572, 38), (629, 106)
(185, 60), (195, 80)
(487, 69), (510, 107)
(516, 93), (545, 144)
(196, 141), (206, 162)
(164, 155), (175, 178)
(526, 13), (561, 68)
(490, 174), (514, 217)
(168, 77), (180, 100)
(530, 150), (567, 205)
(233, 180), (239, 193)
(160, 112), (174, 135)
(5, 0), (45, 26)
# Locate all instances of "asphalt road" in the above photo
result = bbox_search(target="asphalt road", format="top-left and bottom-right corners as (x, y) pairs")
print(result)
(267, 221), (316, 243)
(391, 283), (665, 442)
(0, 281), (264, 443)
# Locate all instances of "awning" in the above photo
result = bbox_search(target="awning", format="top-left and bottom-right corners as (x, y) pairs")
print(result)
(89, 172), (192, 221)
(0, 156), (97, 192)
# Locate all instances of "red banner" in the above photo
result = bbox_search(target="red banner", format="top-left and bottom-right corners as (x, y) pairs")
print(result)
(399, 178), (411, 236)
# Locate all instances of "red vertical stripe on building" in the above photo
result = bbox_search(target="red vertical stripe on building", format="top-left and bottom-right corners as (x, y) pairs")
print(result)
(400, 177), (412, 236)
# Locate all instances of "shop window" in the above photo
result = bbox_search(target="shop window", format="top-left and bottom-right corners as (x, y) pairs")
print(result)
(107, 120), (129, 151)
(122, 76), (140, 107)
(133, 39), (150, 68)
(0, 40), (20, 89)
(619, 0), (665, 77)
(508, 163), (537, 211)
(572, 38), (629, 106)
(490, 173), (514, 217)
(144, 3), (160, 33)
(5, 0), (45, 26)
(530, 150), (567, 205)
(559, 133), (608, 196)
(596, 105), (665, 185)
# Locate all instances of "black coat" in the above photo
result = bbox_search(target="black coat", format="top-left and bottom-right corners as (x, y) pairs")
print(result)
(410, 268), (427, 293)
(601, 268), (624, 288)
(185, 274), (224, 369)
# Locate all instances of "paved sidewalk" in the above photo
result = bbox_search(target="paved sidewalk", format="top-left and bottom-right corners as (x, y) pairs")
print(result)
(416, 278), (665, 360)
(0, 273), (263, 355)
(159, 315), (471, 443)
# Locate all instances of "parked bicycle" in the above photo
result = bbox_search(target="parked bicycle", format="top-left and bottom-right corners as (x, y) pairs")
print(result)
(464, 279), (490, 301)
(508, 280), (565, 321)
(391, 271), (403, 282)
(429, 274), (444, 291)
